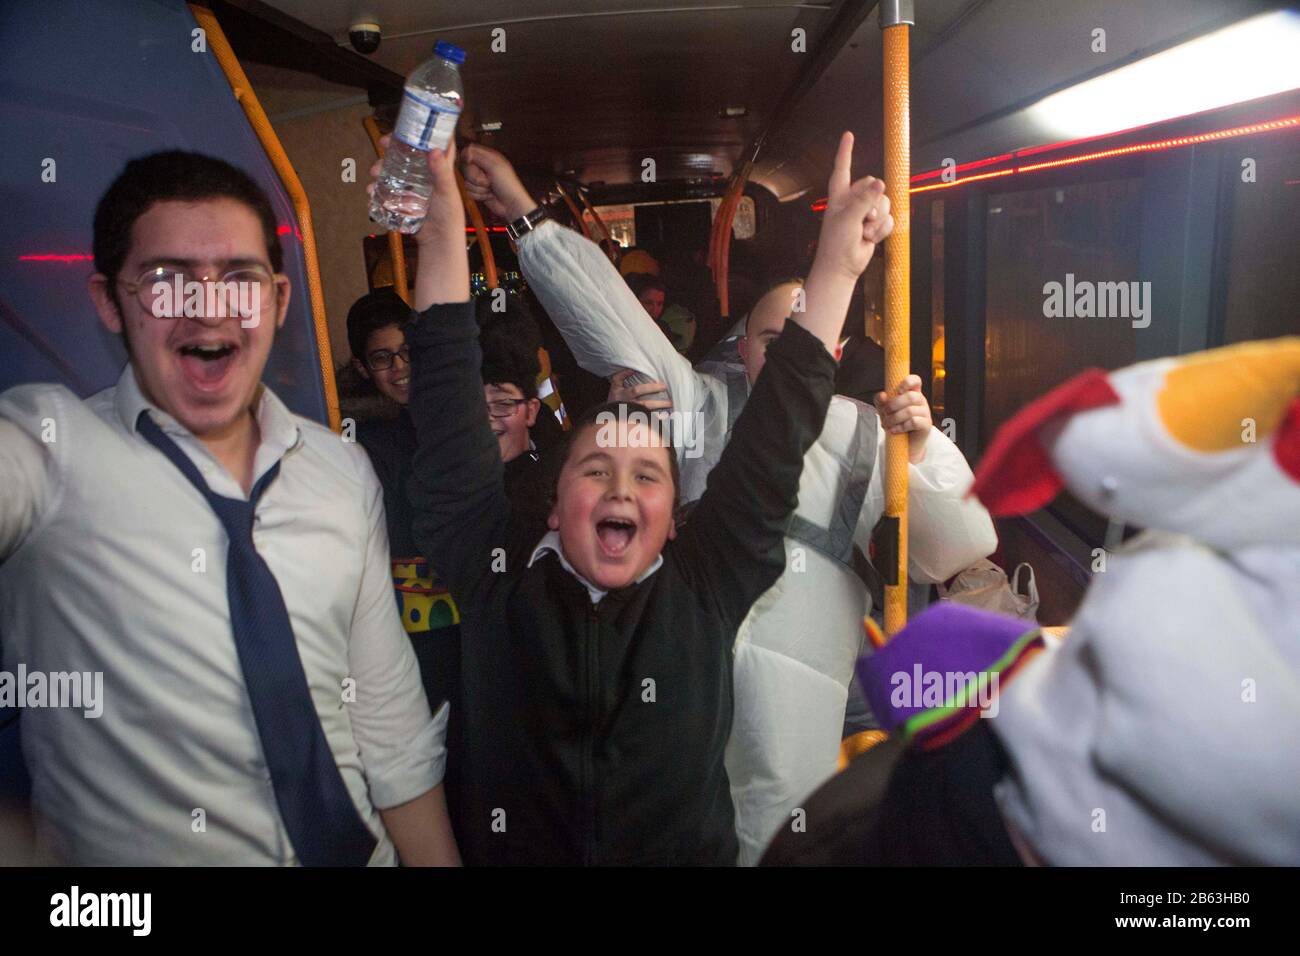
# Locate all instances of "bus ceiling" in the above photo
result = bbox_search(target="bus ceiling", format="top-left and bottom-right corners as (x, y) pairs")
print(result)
(217, 0), (1296, 200)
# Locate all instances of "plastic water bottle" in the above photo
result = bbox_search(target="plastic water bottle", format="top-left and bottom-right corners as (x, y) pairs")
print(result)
(369, 41), (466, 234)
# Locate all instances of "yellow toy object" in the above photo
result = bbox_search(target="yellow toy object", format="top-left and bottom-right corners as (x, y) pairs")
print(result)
(535, 346), (569, 429)
(391, 558), (460, 635)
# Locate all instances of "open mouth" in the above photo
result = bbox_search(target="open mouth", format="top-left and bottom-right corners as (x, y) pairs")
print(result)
(177, 342), (239, 390)
(596, 517), (638, 557)
(393, 376), (410, 389)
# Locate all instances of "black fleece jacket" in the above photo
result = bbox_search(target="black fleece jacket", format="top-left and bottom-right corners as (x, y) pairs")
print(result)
(406, 300), (835, 865)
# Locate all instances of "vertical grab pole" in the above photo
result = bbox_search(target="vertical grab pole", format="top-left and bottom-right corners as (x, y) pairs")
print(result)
(455, 168), (500, 290)
(555, 183), (592, 239)
(880, 0), (913, 638)
(715, 162), (751, 319)
(579, 189), (613, 245)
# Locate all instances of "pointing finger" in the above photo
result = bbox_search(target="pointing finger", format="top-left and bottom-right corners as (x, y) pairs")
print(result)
(829, 131), (855, 197)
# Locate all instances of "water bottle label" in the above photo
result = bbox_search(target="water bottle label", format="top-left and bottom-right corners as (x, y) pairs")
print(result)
(394, 90), (461, 151)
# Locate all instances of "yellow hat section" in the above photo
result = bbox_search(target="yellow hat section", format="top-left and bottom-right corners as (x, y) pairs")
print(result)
(1157, 337), (1300, 452)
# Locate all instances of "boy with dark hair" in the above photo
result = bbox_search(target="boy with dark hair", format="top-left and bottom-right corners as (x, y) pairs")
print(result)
(368, 132), (892, 864)
(0, 150), (457, 865)
(347, 289), (458, 723)
(348, 288), (413, 410)
(476, 298), (551, 528)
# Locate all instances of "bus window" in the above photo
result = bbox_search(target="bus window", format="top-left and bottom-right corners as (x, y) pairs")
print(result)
(930, 199), (946, 420)
(982, 177), (1144, 453)
(982, 177), (1144, 545)
(586, 204), (636, 247)
(1219, 133), (1300, 344)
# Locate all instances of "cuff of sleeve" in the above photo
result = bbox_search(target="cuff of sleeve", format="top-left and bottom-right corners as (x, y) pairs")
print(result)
(516, 217), (561, 248)
(908, 428), (975, 493)
(367, 700), (449, 810)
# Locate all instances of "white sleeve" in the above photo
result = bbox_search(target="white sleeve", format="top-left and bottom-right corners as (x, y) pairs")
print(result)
(856, 427), (998, 584)
(0, 386), (61, 562)
(517, 220), (708, 416)
(345, 450), (446, 809)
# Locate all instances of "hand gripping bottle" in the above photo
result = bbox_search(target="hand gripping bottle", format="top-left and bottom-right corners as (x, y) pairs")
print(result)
(369, 41), (466, 233)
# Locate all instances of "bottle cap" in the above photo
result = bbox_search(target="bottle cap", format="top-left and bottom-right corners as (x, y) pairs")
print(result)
(434, 41), (466, 65)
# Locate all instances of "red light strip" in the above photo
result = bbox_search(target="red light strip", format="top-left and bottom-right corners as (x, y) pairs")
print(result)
(910, 152), (1016, 184)
(18, 254), (93, 263)
(909, 113), (1300, 195)
(1015, 116), (1300, 174)
(911, 168), (1016, 194)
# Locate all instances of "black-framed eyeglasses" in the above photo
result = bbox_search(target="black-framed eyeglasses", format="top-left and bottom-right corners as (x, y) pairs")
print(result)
(486, 398), (527, 419)
(366, 344), (410, 371)
(119, 264), (279, 322)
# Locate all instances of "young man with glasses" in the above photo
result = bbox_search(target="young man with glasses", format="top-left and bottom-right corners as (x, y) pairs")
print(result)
(0, 150), (458, 865)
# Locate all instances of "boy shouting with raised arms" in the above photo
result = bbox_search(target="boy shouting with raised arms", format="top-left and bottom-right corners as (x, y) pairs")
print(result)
(377, 134), (892, 864)
(462, 136), (996, 863)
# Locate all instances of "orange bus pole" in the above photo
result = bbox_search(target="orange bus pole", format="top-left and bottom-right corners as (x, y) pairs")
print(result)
(361, 116), (411, 304)
(455, 168), (499, 289)
(881, 0), (913, 638)
(714, 162), (751, 318)
(191, 3), (341, 431)
(579, 190), (613, 245)
(555, 183), (591, 239)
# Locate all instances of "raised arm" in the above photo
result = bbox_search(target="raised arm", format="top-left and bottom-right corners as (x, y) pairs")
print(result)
(797, 132), (892, 354)
(677, 134), (894, 625)
(462, 145), (707, 418)
(367, 140), (507, 605)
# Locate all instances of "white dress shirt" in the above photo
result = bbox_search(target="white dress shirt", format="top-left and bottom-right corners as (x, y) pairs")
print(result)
(528, 529), (664, 604)
(0, 366), (446, 865)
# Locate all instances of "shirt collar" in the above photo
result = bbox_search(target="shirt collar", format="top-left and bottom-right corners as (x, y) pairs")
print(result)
(115, 363), (303, 479)
(527, 529), (664, 605)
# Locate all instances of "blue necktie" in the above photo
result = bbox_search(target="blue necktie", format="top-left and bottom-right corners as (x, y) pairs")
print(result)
(137, 411), (377, 866)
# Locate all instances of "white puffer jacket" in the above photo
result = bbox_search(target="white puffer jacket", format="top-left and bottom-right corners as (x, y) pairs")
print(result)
(518, 222), (997, 864)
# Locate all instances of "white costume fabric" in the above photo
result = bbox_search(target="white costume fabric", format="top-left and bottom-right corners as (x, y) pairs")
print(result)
(974, 343), (1300, 864)
(518, 222), (997, 864)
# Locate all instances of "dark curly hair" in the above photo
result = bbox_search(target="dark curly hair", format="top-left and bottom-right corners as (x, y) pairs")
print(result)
(93, 150), (283, 313)
(347, 288), (412, 364)
(477, 291), (541, 400)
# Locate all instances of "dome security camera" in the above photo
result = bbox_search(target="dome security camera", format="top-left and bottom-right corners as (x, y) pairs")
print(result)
(349, 21), (381, 55)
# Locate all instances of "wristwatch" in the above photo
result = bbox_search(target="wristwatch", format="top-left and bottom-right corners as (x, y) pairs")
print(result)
(506, 205), (548, 241)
